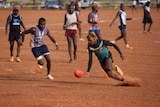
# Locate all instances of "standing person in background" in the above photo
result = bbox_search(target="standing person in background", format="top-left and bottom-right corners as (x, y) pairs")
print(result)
(157, 0), (160, 11)
(109, 3), (133, 50)
(75, 0), (84, 41)
(143, 0), (153, 33)
(88, 3), (101, 39)
(132, 0), (137, 13)
(5, 7), (26, 62)
(63, 4), (81, 63)
(19, 0), (23, 9)
(22, 17), (58, 80)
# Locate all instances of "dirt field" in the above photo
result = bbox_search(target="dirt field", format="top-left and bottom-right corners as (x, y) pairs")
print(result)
(0, 7), (160, 107)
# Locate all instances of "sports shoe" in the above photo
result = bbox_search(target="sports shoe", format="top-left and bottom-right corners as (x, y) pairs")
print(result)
(115, 65), (123, 76)
(123, 78), (130, 83)
(143, 31), (147, 33)
(79, 38), (85, 41)
(16, 57), (21, 62)
(34, 65), (42, 74)
(126, 45), (133, 50)
(10, 56), (14, 62)
(110, 40), (115, 44)
(47, 74), (54, 80)
(69, 59), (73, 63)
(38, 64), (43, 69)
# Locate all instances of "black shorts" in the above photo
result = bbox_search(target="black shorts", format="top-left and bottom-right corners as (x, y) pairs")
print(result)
(157, 3), (160, 8)
(143, 17), (153, 24)
(8, 33), (21, 41)
(132, 5), (136, 8)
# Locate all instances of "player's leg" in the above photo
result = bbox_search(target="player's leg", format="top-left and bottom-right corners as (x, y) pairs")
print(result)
(95, 30), (101, 39)
(9, 40), (14, 61)
(114, 26), (124, 42)
(32, 47), (44, 68)
(147, 17), (153, 32)
(44, 54), (51, 75)
(67, 36), (73, 63)
(41, 45), (53, 80)
(15, 37), (22, 62)
(143, 18), (147, 33)
(101, 58), (123, 81)
(77, 24), (82, 40)
(73, 36), (77, 60)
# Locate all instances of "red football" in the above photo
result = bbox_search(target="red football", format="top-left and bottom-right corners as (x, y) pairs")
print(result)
(74, 70), (84, 78)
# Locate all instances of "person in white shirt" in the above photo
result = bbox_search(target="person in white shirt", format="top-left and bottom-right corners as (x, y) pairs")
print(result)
(22, 18), (58, 80)
(132, 0), (137, 13)
(88, 3), (101, 39)
(109, 3), (133, 50)
(63, 4), (81, 63)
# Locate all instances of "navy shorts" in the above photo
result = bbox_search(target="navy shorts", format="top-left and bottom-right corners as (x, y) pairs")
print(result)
(119, 25), (126, 33)
(9, 34), (21, 41)
(89, 29), (101, 34)
(143, 17), (153, 24)
(32, 45), (49, 59)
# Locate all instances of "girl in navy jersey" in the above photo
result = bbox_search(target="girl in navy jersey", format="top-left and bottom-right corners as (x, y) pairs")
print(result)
(22, 18), (58, 80)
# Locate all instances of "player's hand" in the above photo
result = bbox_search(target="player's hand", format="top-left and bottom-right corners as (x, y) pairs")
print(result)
(55, 43), (59, 50)
(78, 21), (82, 24)
(120, 54), (124, 60)
(85, 72), (90, 77)
(109, 24), (112, 27)
(79, 38), (85, 41)
(63, 25), (66, 30)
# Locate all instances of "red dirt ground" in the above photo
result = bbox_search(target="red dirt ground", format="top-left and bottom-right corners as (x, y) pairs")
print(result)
(0, 7), (160, 107)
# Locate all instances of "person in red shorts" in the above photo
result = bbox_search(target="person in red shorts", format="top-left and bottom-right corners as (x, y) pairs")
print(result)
(63, 4), (81, 63)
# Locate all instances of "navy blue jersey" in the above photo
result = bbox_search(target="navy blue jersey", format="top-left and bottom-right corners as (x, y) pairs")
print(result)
(9, 14), (22, 35)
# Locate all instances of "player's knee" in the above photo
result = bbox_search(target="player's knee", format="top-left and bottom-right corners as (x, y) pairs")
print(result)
(38, 60), (44, 66)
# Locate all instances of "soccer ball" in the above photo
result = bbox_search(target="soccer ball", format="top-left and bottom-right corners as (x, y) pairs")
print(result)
(74, 70), (84, 78)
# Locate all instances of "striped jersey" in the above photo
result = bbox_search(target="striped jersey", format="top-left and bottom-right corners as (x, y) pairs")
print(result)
(30, 25), (48, 48)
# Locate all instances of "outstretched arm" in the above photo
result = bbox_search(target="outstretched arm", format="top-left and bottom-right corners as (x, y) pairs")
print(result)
(126, 18), (133, 20)
(86, 50), (93, 76)
(104, 40), (124, 60)
(109, 11), (120, 27)
(113, 44), (124, 60)
(47, 30), (58, 50)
